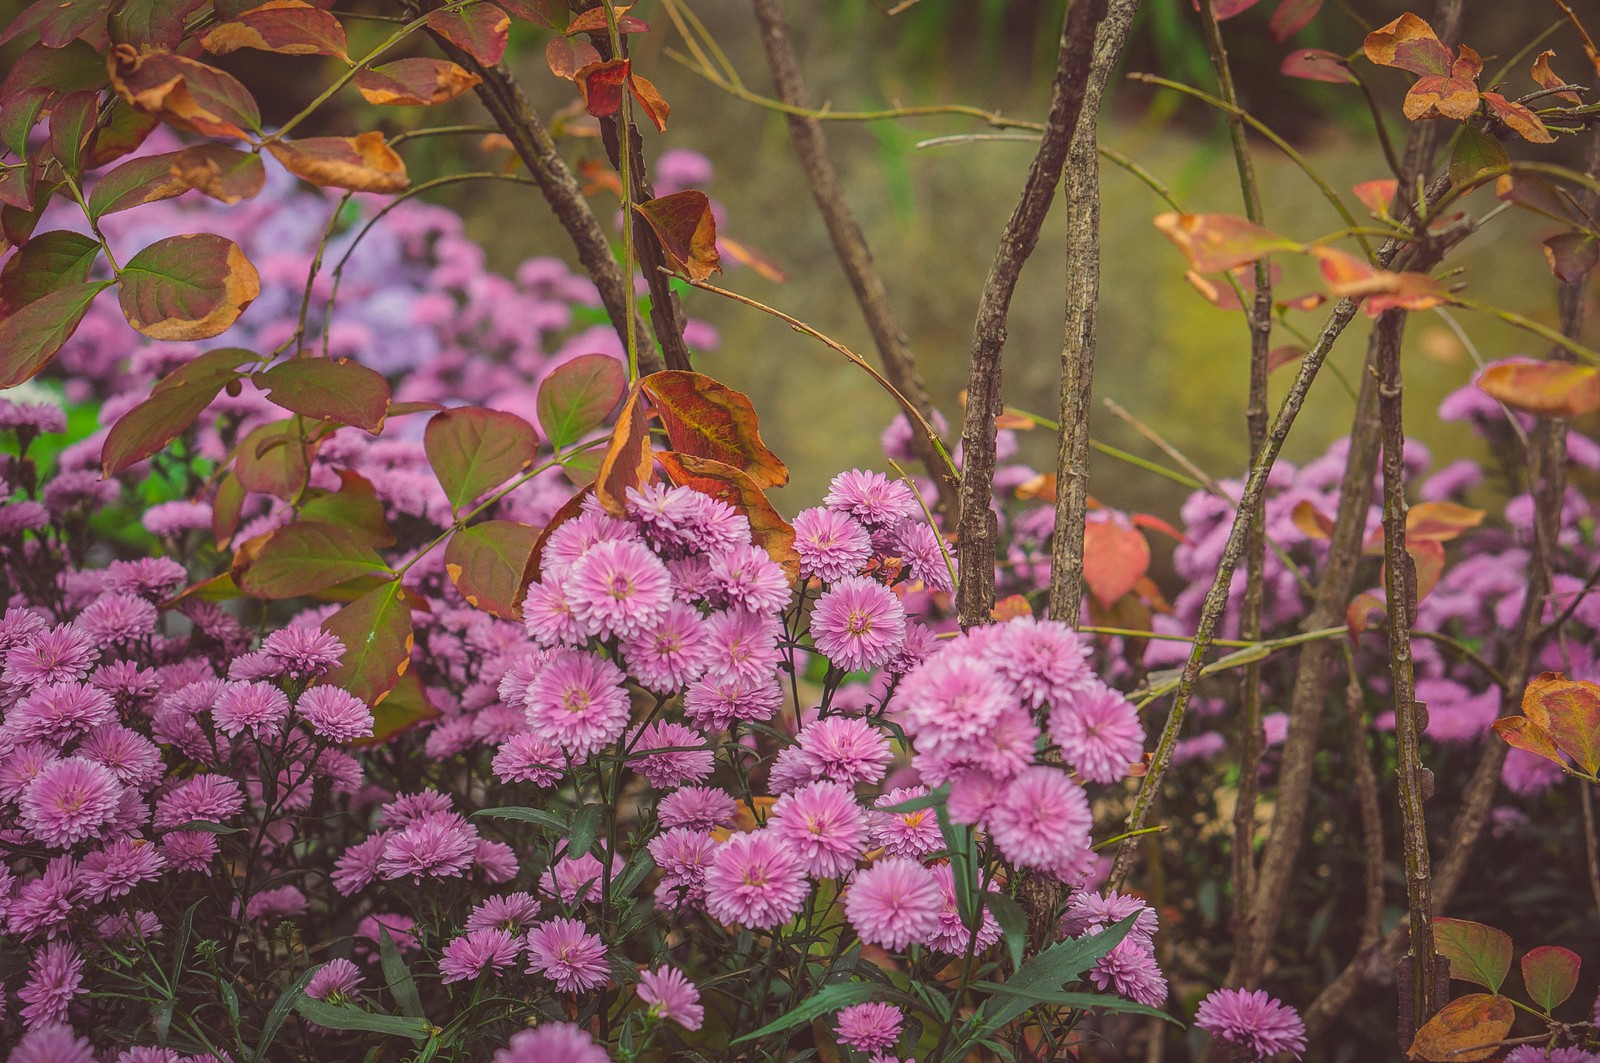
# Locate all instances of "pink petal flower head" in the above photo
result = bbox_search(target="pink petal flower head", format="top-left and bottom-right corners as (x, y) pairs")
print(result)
(492, 732), (567, 787)
(845, 856), (942, 951)
(160, 830), (220, 874)
(79, 838), (165, 902)
(439, 928), (522, 983)
(810, 576), (906, 674)
(886, 519), (954, 594)
(0, 742), (58, 805)
(1060, 890), (1159, 944)
(926, 862), (1003, 956)
(1194, 988), (1307, 1062)
(700, 609), (782, 687)
(93, 909), (161, 946)
(76, 593), (158, 642)
(985, 766), (1093, 874)
(540, 507), (640, 579)
(636, 965), (704, 1030)
(154, 774), (245, 831)
(541, 851), (604, 905)
(679, 491), (751, 555)
(524, 648), (631, 759)
(834, 1001), (903, 1054)
(1050, 682), (1145, 784)
(330, 833), (387, 896)
(77, 725), (162, 790)
(891, 654), (1020, 771)
(887, 620), (939, 676)
(212, 680), (291, 738)
(768, 780), (869, 878)
(466, 891), (541, 935)
(647, 827), (718, 907)
(681, 673), (782, 731)
(625, 483), (705, 557)
(621, 602), (710, 692)
(306, 958), (364, 1003)
(703, 830), (809, 929)
(245, 885), (309, 923)
(0, 607), (48, 654)
(475, 838), (519, 884)
(12, 681), (115, 743)
(631, 721), (715, 788)
(1089, 936), (1168, 1007)
(18, 939), (84, 1027)
(379, 790), (456, 827)
(522, 574), (587, 649)
(796, 715), (893, 788)
(7, 855), (78, 940)
(492, 1023), (610, 1063)
(7, 1024), (96, 1063)
(982, 616), (1094, 708)
(525, 917), (609, 992)
(871, 787), (945, 859)
(706, 543), (792, 615)
(101, 558), (186, 599)
(656, 786), (736, 830)
(378, 812), (479, 881)
(20, 757), (123, 848)
(793, 506), (873, 583)
(356, 913), (418, 957)
(297, 686), (374, 742)
(825, 470), (920, 529)
(567, 537), (673, 640)
(261, 626), (346, 680)
(6, 624), (100, 686)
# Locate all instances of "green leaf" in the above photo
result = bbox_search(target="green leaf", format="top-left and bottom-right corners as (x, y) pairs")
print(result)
(0, 229), (102, 317)
(568, 803), (601, 858)
(253, 357), (390, 433)
(423, 407), (539, 513)
(475, 806), (571, 832)
(978, 916), (1138, 1033)
(87, 151), (190, 220)
(356, 670), (438, 747)
(102, 349), (261, 475)
(444, 520), (539, 619)
(255, 966), (318, 1062)
(985, 892), (1029, 971)
(935, 801), (977, 929)
(1520, 945), (1580, 1012)
(0, 88), (51, 158)
(378, 927), (426, 1019)
(0, 279), (112, 387)
(537, 352), (625, 449)
(234, 418), (311, 500)
(1433, 918), (1513, 993)
(46, 91), (98, 183)
(1449, 125), (1509, 188)
(876, 783), (949, 814)
(731, 981), (882, 1045)
(972, 984), (1176, 1021)
(117, 233), (260, 341)
(320, 581), (413, 708)
(111, 0), (206, 48)
(291, 995), (431, 1040)
(298, 471), (395, 548)
(233, 521), (392, 599)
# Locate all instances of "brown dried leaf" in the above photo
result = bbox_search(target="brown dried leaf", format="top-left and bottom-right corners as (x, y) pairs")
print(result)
(426, 4), (511, 66)
(1476, 358), (1600, 418)
(354, 58), (481, 107)
(200, 0), (350, 62)
(1406, 993), (1512, 1062)
(172, 144), (265, 204)
(1364, 13), (1453, 76)
(594, 384), (653, 516)
(1531, 50), (1582, 104)
(635, 190), (721, 282)
(266, 133), (408, 193)
(107, 44), (260, 140)
(1482, 91), (1554, 144)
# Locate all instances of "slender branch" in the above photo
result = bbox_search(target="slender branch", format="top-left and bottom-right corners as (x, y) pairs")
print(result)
(1342, 641), (1387, 956)
(1047, 0), (1142, 625)
(748, 0), (953, 516)
(955, 0), (1109, 628)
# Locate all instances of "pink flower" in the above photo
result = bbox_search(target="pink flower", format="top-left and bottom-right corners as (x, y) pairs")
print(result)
(492, 1023), (610, 1063)
(620, 602), (710, 692)
(12, 681), (115, 743)
(986, 766), (1092, 873)
(475, 839), (518, 883)
(297, 686), (374, 742)
(76, 593), (158, 642)
(20, 757), (123, 848)
(682, 673), (782, 730)
(704, 830), (809, 929)
(706, 543), (792, 615)
(566, 538), (673, 640)
(982, 616), (1093, 708)
(1090, 937), (1168, 1007)
(331, 833), (388, 895)
(522, 574), (586, 648)
(926, 862), (1003, 955)
(810, 576), (906, 673)
(76, 725), (162, 790)
(834, 1002), (902, 1053)
(871, 787), (945, 859)
(306, 958), (364, 1003)
(769, 715), (892, 793)
(1060, 890), (1159, 943)
(18, 939), (84, 1027)
(380, 790), (455, 827)
(886, 520), (953, 593)
(636, 965), (704, 1029)
(212, 681), (291, 737)
(631, 721), (714, 788)
(844, 857), (941, 951)
(825, 470), (919, 528)
(160, 831), (220, 874)
(79, 839), (165, 902)
(768, 780), (869, 878)
(1194, 988), (1307, 1061)
(701, 609), (782, 686)
(7, 856), (78, 939)
(261, 626), (345, 679)
(540, 851), (604, 905)
(492, 732), (567, 787)
(541, 507), (639, 577)
(466, 892), (541, 935)
(657, 786), (736, 830)
(439, 928), (522, 983)
(378, 813), (479, 881)
(1050, 682), (1145, 784)
(5, 624), (99, 686)
(892, 654), (1020, 762)
(647, 827), (718, 907)
(7, 1025), (96, 1063)
(525, 917), (609, 992)
(524, 649), (631, 758)
(793, 507), (873, 582)
(154, 774), (245, 831)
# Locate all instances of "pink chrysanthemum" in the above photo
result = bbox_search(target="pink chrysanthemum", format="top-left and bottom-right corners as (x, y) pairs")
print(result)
(331, 833), (388, 896)
(834, 1002), (903, 1053)
(101, 558), (185, 598)
(261, 626), (345, 680)
(1050, 682), (1145, 784)
(768, 780), (869, 878)
(704, 830), (809, 929)
(625, 484), (705, 556)
(8, 855), (78, 939)
(986, 766), (1093, 873)
(378, 812), (479, 881)
(700, 610), (782, 686)
(356, 913), (418, 956)
(11, 681), (116, 743)
(887, 520), (954, 593)
(1194, 988), (1307, 1061)
(18, 939), (83, 1027)
(824, 470), (920, 528)
(297, 686), (374, 742)
(522, 574), (587, 648)
(213, 680), (291, 738)
(524, 649), (631, 758)
(79, 839), (165, 902)
(492, 732), (567, 787)
(621, 602), (710, 692)
(788, 715), (894, 790)
(1060, 890), (1159, 943)
(94, 909), (161, 945)
(160, 831), (220, 874)
(466, 892), (541, 935)
(871, 787), (945, 859)
(657, 786), (736, 830)
(566, 537), (673, 640)
(77, 593), (158, 642)
(844, 856), (942, 951)
(306, 958), (364, 1003)
(887, 620), (939, 676)
(541, 851), (604, 905)
(637, 965), (704, 1030)
(153, 774), (245, 831)
(0, 742), (58, 804)
(1090, 937), (1168, 1007)
(647, 827), (719, 907)
(810, 576), (906, 673)
(440, 928), (522, 983)
(680, 491), (751, 554)
(380, 790), (455, 827)
(631, 721), (715, 787)
(892, 653), (1020, 758)
(6, 624), (99, 685)
(475, 838), (519, 884)
(541, 508), (640, 578)
(926, 862), (1004, 955)
(706, 543), (792, 615)
(492, 1023), (610, 1063)
(77, 725), (162, 790)
(20, 757), (123, 848)
(245, 885), (308, 923)
(681, 673), (782, 731)
(525, 917), (609, 992)
(792, 506), (873, 582)
(982, 616), (1094, 707)
(7, 1024), (96, 1063)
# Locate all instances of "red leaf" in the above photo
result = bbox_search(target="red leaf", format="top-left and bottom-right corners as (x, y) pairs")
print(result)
(200, 0), (350, 62)
(102, 348), (261, 475)
(1267, 344), (1305, 373)
(1082, 517), (1150, 609)
(1531, 50), (1582, 104)
(1475, 358), (1600, 418)
(0, 280), (111, 388)
(498, 0), (563, 29)
(116, 233), (260, 341)
(1521, 945), (1580, 1012)
(1311, 246), (1446, 314)
(656, 451), (799, 583)
(1494, 174), (1579, 226)
(634, 191), (721, 282)
(0, 230), (101, 319)
(252, 356), (390, 433)
(1346, 590), (1384, 638)
(354, 671), (437, 746)
(445, 520), (539, 618)
(86, 151), (190, 219)
(107, 44), (260, 141)
(1492, 715), (1568, 768)
(427, 4), (511, 66)
(1543, 232), (1599, 284)
(1281, 48), (1356, 84)
(537, 352), (625, 449)
(1267, 0), (1321, 41)
(640, 371), (787, 489)
(46, 90), (98, 182)
(1406, 500), (1485, 542)
(354, 59), (482, 107)
(629, 70), (669, 132)
(423, 406), (539, 514)
(1365, 13), (1453, 76)
(298, 470), (394, 548)
(235, 418), (314, 500)
(1291, 499), (1335, 540)
(1353, 178), (1398, 216)
(565, 5), (648, 35)
(1482, 91), (1555, 144)
(574, 58), (630, 118)
(1522, 671), (1600, 776)
(172, 144), (267, 205)
(1433, 919), (1513, 993)
(546, 36), (601, 80)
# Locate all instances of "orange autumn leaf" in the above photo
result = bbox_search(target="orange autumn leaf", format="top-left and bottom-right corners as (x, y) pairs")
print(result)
(1531, 50), (1582, 104)
(1406, 993), (1512, 1062)
(1152, 212), (1299, 273)
(1475, 358), (1600, 418)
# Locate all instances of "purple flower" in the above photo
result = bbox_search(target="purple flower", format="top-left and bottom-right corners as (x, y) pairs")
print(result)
(793, 506), (873, 582)
(986, 766), (1093, 874)
(20, 757), (123, 848)
(1090, 936), (1168, 1007)
(77, 725), (163, 790)
(926, 861), (1003, 955)
(834, 1001), (902, 1053)
(768, 780), (869, 877)
(331, 833), (388, 895)
(7, 1025), (96, 1063)
(525, 917), (609, 992)
(524, 649), (631, 758)
(845, 857), (942, 951)
(18, 940), (84, 1027)
(1194, 988), (1307, 1061)
(378, 812), (479, 881)
(492, 732), (567, 787)
(306, 958), (364, 1003)
(466, 892), (541, 935)
(700, 609), (781, 686)
(983, 616), (1093, 708)
(540, 851), (604, 905)
(706, 543), (792, 615)
(566, 538), (673, 640)
(825, 469), (920, 528)
(297, 686), (374, 742)
(492, 1023), (610, 1063)
(213, 680), (291, 737)
(1050, 682), (1145, 784)
(522, 575), (586, 648)
(871, 787), (945, 859)
(704, 830), (809, 929)
(79, 838), (165, 902)
(76, 593), (158, 642)
(682, 673), (782, 731)
(810, 576), (906, 673)
(5, 624), (99, 685)
(261, 626), (345, 679)
(631, 721), (714, 788)
(647, 827), (718, 907)
(439, 928), (522, 983)
(656, 786), (736, 830)
(636, 965), (704, 1029)
(11, 682), (116, 743)
(154, 774), (245, 831)
(621, 602), (710, 692)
